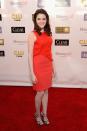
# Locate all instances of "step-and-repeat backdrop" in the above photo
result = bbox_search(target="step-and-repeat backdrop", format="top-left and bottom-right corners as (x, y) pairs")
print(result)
(0, 0), (87, 87)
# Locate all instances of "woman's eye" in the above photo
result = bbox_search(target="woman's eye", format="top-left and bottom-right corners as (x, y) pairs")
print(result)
(37, 18), (41, 20)
(37, 18), (46, 20)
(43, 18), (46, 20)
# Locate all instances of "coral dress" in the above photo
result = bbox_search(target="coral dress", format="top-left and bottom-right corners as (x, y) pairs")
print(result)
(33, 31), (53, 91)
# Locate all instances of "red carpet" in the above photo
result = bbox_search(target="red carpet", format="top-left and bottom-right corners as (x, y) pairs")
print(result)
(0, 86), (87, 131)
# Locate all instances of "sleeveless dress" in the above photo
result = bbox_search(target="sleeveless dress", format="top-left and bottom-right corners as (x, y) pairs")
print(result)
(33, 31), (53, 91)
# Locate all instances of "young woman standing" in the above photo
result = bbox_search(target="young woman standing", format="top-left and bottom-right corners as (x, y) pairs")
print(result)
(28, 9), (55, 125)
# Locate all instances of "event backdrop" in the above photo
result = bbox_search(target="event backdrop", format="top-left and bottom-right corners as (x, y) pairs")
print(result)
(0, 0), (87, 87)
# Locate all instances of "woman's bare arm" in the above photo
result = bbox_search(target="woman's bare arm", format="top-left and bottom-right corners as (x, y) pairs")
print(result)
(28, 32), (37, 84)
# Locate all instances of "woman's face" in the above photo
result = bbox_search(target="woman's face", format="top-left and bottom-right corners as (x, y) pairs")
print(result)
(36, 13), (47, 29)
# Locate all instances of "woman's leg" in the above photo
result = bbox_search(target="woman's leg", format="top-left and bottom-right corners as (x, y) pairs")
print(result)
(41, 89), (50, 124)
(35, 91), (44, 116)
(42, 89), (48, 115)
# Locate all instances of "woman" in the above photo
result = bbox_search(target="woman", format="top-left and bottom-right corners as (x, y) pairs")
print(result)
(28, 9), (55, 125)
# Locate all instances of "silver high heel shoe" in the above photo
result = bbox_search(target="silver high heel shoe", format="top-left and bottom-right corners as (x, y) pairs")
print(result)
(34, 113), (44, 126)
(41, 112), (50, 125)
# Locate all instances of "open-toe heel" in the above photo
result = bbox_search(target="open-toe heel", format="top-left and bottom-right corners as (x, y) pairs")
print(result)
(41, 112), (50, 125)
(34, 113), (44, 126)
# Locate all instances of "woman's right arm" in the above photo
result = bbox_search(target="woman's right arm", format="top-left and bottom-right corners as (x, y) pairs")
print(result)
(28, 32), (37, 84)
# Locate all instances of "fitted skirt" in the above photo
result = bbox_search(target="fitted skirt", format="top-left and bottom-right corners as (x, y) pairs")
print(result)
(33, 55), (53, 91)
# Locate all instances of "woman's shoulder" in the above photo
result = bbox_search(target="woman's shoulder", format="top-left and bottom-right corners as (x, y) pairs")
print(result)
(28, 31), (37, 42)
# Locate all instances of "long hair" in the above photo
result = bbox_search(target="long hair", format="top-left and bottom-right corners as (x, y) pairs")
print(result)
(33, 9), (52, 36)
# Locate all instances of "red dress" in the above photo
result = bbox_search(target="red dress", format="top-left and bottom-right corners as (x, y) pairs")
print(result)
(33, 31), (53, 91)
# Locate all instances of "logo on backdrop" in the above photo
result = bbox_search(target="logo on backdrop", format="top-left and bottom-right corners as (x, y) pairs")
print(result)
(80, 27), (87, 33)
(81, 51), (87, 58)
(0, 26), (2, 33)
(55, 39), (69, 46)
(84, 13), (87, 21)
(80, 0), (87, 7)
(0, 39), (4, 45)
(0, 51), (5, 56)
(12, 13), (22, 21)
(37, 0), (46, 7)
(55, 0), (71, 7)
(0, 14), (2, 21)
(10, 0), (28, 6)
(79, 40), (87, 46)
(55, 51), (72, 57)
(56, 14), (74, 21)
(14, 50), (24, 57)
(13, 40), (27, 45)
(55, 27), (70, 33)
(11, 27), (25, 33)
(0, 0), (1, 8)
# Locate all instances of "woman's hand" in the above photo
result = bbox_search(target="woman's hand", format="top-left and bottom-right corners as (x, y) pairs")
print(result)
(31, 73), (38, 85)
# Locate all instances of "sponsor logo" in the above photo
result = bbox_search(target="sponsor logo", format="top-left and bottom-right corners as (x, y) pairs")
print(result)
(10, 0), (28, 6)
(79, 40), (87, 46)
(13, 40), (27, 44)
(11, 27), (25, 33)
(80, 0), (87, 7)
(0, 51), (5, 56)
(80, 27), (87, 33)
(12, 13), (22, 21)
(56, 14), (74, 20)
(84, 13), (87, 21)
(55, 52), (72, 57)
(55, 27), (70, 33)
(55, 0), (71, 7)
(55, 39), (69, 46)
(0, 26), (2, 33)
(0, 0), (4, 8)
(0, 39), (4, 45)
(0, 14), (2, 21)
(37, 0), (46, 7)
(81, 51), (87, 58)
(14, 50), (24, 57)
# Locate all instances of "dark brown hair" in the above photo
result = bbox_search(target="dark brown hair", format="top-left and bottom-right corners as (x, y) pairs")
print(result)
(33, 9), (52, 36)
